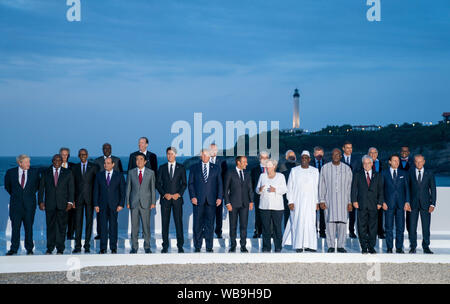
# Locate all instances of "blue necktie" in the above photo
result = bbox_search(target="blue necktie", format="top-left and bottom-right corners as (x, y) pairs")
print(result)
(203, 164), (208, 182)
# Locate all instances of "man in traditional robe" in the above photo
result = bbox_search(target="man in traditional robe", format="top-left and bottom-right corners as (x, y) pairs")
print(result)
(319, 148), (353, 253)
(282, 150), (319, 252)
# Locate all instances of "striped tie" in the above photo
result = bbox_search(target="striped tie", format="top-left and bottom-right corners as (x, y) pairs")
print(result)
(203, 163), (208, 182)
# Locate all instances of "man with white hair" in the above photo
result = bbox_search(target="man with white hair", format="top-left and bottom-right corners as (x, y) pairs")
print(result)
(319, 148), (353, 253)
(250, 151), (270, 238)
(282, 151), (319, 252)
(4, 155), (41, 255)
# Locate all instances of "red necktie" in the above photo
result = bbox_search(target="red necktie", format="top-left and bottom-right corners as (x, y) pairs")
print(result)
(54, 169), (59, 186)
(21, 171), (25, 189)
(366, 172), (371, 187)
(139, 170), (143, 185)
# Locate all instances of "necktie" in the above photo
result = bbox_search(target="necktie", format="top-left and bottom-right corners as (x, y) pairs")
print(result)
(139, 170), (143, 185)
(346, 156), (350, 165)
(21, 171), (25, 189)
(239, 170), (244, 182)
(393, 169), (397, 180)
(366, 172), (371, 187)
(317, 160), (322, 172)
(170, 164), (174, 179)
(203, 164), (208, 182)
(418, 170), (422, 183)
(82, 164), (86, 176)
(106, 172), (111, 186)
(54, 169), (59, 186)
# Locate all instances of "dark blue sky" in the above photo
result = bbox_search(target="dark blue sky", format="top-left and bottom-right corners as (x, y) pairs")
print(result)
(0, 0), (449, 156)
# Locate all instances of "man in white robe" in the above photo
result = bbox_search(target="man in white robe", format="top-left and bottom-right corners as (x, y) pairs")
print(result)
(282, 150), (319, 252)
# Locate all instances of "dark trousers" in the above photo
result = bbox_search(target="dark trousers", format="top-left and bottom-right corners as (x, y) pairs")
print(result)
(161, 199), (184, 249)
(319, 209), (326, 235)
(193, 201), (216, 250)
(228, 205), (249, 248)
(74, 199), (94, 250)
(99, 204), (118, 251)
(385, 206), (405, 249)
(260, 209), (283, 251)
(377, 209), (385, 236)
(96, 211), (101, 236)
(283, 196), (290, 228)
(349, 208), (357, 234)
(405, 211), (410, 233)
(45, 208), (68, 252)
(253, 198), (263, 236)
(408, 208), (431, 249)
(66, 208), (76, 239)
(357, 208), (378, 250)
(9, 208), (35, 252)
(215, 203), (223, 236)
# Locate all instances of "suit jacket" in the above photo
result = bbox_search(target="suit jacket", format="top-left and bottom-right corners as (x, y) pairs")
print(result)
(408, 168), (436, 210)
(310, 158), (328, 173)
(372, 159), (386, 173)
(156, 162), (187, 204)
(342, 154), (361, 173)
(94, 156), (124, 173)
(128, 150), (158, 174)
(224, 168), (254, 208)
(351, 170), (384, 211)
(399, 157), (414, 172)
(38, 167), (75, 210)
(210, 156), (228, 181)
(93, 170), (126, 209)
(4, 167), (40, 212)
(382, 169), (410, 209)
(126, 167), (156, 209)
(188, 162), (223, 205)
(72, 162), (98, 205)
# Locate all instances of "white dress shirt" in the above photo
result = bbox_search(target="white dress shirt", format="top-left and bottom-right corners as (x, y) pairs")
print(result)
(235, 167), (244, 180)
(137, 167), (145, 177)
(344, 154), (351, 164)
(256, 173), (287, 210)
(81, 161), (88, 174)
(390, 167), (398, 179)
(105, 169), (114, 180)
(364, 169), (372, 180)
(168, 161), (176, 175)
(18, 167), (28, 187)
(415, 168), (424, 181)
(210, 156), (216, 164)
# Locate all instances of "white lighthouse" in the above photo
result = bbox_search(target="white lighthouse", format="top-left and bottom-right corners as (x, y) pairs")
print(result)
(292, 88), (300, 129)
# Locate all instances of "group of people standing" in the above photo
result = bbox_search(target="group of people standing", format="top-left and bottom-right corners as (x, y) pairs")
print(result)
(4, 139), (437, 255)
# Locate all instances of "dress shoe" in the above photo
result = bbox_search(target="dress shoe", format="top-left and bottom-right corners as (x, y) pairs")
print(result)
(99, 249), (106, 254)
(161, 248), (168, 253)
(275, 249), (282, 253)
(252, 233), (259, 239)
(178, 248), (184, 253)
(378, 234), (385, 239)
(395, 248), (404, 254)
(6, 250), (16, 256)
(26, 250), (34, 255)
(72, 249), (81, 254)
(145, 249), (152, 254)
(57, 251), (64, 255)
(206, 248), (214, 253)
(361, 248), (368, 254)
(386, 248), (393, 253)
(130, 249), (137, 254)
(368, 248), (377, 254)
(94, 235), (101, 240)
(349, 232), (357, 239)
(84, 248), (90, 254)
(327, 248), (335, 253)
(229, 247), (236, 253)
(305, 248), (317, 252)
(319, 233), (326, 238)
(111, 249), (117, 254)
(194, 248), (201, 253)
(240, 247), (248, 253)
(45, 250), (53, 255)
(337, 248), (347, 253)
(423, 248), (434, 254)
(409, 248), (416, 254)
(296, 249), (303, 253)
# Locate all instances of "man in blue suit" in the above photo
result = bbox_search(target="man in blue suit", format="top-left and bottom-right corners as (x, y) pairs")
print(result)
(93, 157), (126, 254)
(209, 143), (228, 239)
(4, 155), (40, 255)
(382, 154), (410, 253)
(407, 154), (436, 254)
(188, 149), (223, 252)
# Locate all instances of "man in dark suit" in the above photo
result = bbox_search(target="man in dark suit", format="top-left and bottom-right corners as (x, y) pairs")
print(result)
(93, 157), (126, 254)
(38, 154), (75, 254)
(188, 149), (223, 252)
(71, 148), (98, 253)
(127, 137), (158, 174)
(407, 154), (436, 254)
(209, 143), (228, 238)
(342, 141), (361, 239)
(4, 155), (40, 255)
(224, 156), (254, 253)
(93, 142), (123, 240)
(382, 154), (410, 253)
(351, 155), (384, 254)
(250, 151), (270, 238)
(156, 147), (187, 253)
(399, 145), (414, 234)
(368, 147), (386, 239)
(279, 150), (298, 228)
(310, 146), (327, 238)
(59, 147), (76, 240)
